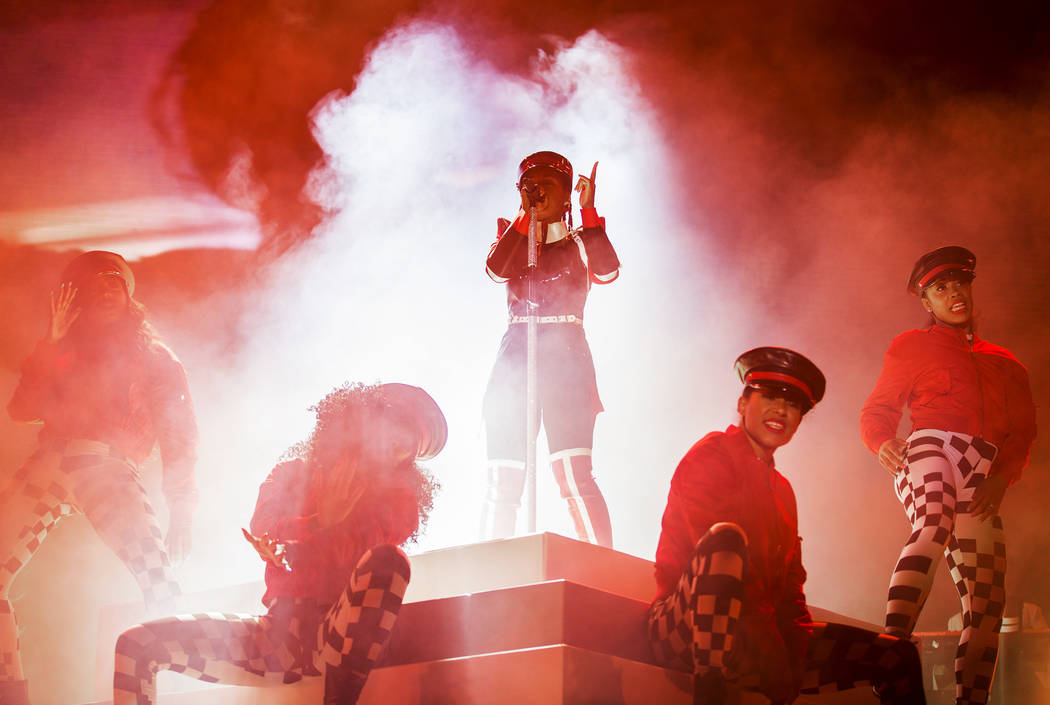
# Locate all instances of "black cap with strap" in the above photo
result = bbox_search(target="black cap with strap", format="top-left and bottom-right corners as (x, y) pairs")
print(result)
(906, 245), (976, 296)
(734, 346), (826, 411)
(518, 151), (573, 193)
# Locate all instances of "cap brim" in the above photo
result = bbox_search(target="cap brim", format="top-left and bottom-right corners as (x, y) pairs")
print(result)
(745, 381), (812, 408)
(379, 383), (448, 459)
(920, 268), (975, 290)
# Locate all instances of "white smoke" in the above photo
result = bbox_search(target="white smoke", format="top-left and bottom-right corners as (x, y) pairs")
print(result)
(177, 21), (728, 593)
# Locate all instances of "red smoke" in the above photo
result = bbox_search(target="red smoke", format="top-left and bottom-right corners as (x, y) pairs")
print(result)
(2, 3), (1050, 702)
(160, 0), (1050, 252)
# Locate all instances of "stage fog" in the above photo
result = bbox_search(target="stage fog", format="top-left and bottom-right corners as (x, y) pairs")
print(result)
(1, 2), (1047, 703)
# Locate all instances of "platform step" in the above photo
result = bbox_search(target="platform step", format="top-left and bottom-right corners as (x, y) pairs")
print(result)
(90, 534), (883, 703)
(94, 533), (657, 696)
(384, 579), (652, 667)
(84, 643), (881, 704)
(403, 532), (657, 603)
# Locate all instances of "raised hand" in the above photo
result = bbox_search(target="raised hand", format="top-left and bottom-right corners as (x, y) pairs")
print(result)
(575, 161), (598, 209)
(48, 282), (81, 342)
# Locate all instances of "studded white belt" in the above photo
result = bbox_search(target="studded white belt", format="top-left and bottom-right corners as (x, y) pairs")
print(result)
(508, 314), (582, 325)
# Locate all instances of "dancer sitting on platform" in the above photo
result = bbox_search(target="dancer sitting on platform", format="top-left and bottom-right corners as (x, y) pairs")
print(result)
(481, 150), (619, 547)
(114, 382), (445, 705)
(1, 251), (197, 705)
(649, 348), (926, 705)
(861, 246), (1036, 705)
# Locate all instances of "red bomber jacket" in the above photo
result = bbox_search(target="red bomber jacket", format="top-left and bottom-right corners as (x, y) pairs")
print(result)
(860, 325), (1037, 484)
(250, 459), (419, 607)
(485, 207), (620, 320)
(7, 338), (198, 522)
(654, 425), (811, 658)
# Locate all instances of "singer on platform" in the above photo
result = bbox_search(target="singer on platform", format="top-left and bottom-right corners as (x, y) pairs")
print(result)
(480, 151), (619, 547)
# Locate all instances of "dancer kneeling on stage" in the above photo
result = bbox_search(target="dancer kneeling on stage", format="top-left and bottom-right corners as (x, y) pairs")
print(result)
(481, 151), (619, 547)
(2, 251), (197, 705)
(114, 382), (446, 705)
(861, 246), (1036, 705)
(649, 348), (925, 705)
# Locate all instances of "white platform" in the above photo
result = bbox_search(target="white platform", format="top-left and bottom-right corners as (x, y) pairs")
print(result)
(87, 533), (880, 705)
(88, 643), (876, 705)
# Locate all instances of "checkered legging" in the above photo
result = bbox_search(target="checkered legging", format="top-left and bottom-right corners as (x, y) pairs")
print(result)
(0, 439), (179, 682)
(113, 544), (410, 705)
(648, 523), (925, 704)
(886, 429), (1004, 705)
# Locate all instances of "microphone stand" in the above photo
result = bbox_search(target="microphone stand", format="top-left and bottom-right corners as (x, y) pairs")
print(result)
(525, 204), (539, 534)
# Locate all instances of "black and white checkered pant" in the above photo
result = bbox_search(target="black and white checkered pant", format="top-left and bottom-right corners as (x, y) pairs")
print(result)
(648, 523), (925, 704)
(887, 429), (1004, 705)
(0, 439), (179, 682)
(113, 544), (410, 705)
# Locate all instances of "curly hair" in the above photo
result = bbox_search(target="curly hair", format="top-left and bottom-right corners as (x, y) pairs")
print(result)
(284, 382), (439, 544)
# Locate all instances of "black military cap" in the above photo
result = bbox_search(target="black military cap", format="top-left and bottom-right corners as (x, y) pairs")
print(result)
(906, 246), (976, 296)
(518, 150), (573, 192)
(734, 346), (826, 410)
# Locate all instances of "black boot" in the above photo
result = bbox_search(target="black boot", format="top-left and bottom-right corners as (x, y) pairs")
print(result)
(693, 670), (727, 705)
(0, 680), (30, 705)
(324, 663), (367, 705)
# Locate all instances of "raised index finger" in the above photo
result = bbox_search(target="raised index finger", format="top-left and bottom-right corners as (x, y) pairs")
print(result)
(589, 161), (598, 183)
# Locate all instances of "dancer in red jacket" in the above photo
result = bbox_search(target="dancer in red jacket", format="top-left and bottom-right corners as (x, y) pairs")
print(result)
(861, 246), (1037, 705)
(651, 347), (925, 705)
(114, 382), (445, 705)
(0, 251), (197, 705)
(481, 150), (619, 547)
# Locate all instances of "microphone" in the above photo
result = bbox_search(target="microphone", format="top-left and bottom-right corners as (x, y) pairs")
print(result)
(520, 180), (544, 206)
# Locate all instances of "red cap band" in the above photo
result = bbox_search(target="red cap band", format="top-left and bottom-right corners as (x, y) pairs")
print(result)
(918, 262), (970, 290)
(746, 371), (814, 403)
